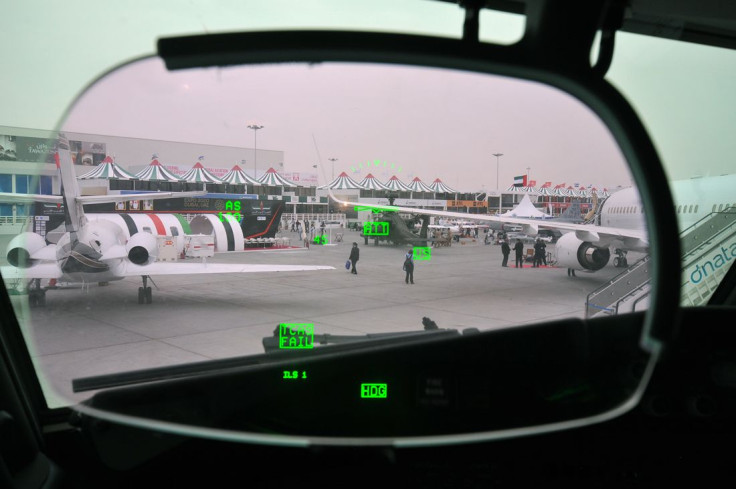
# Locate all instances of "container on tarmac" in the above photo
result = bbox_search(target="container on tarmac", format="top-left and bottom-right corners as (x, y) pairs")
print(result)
(156, 235), (178, 262)
(184, 235), (215, 258)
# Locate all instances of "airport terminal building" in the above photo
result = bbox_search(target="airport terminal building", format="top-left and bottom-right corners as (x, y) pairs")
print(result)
(0, 126), (330, 236)
(0, 126), (596, 238)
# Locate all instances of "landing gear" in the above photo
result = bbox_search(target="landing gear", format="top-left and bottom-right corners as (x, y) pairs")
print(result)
(29, 289), (46, 307)
(28, 279), (46, 308)
(613, 249), (628, 268)
(138, 275), (154, 304)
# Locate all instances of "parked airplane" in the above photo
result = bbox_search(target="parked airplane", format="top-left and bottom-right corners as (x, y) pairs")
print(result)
(331, 174), (736, 273)
(1, 135), (333, 305)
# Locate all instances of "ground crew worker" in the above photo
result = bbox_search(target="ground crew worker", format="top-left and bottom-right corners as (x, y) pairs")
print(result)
(501, 240), (510, 267)
(514, 239), (524, 268)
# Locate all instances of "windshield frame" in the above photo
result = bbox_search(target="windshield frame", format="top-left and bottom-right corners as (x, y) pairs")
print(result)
(0, 18), (685, 444)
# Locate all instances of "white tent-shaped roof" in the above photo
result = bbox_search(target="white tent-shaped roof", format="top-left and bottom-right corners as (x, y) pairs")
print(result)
(406, 177), (434, 192)
(570, 187), (588, 197)
(78, 156), (137, 180)
(180, 159), (223, 183)
(357, 173), (387, 190)
(430, 178), (457, 193)
(221, 163), (259, 185)
(551, 184), (568, 197)
(135, 156), (182, 182)
(383, 175), (412, 192)
(501, 194), (551, 218)
(257, 167), (299, 187)
(320, 171), (363, 189)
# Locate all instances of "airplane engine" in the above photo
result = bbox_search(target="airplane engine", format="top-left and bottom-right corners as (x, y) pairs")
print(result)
(6, 232), (47, 268)
(555, 232), (610, 271)
(126, 232), (159, 265)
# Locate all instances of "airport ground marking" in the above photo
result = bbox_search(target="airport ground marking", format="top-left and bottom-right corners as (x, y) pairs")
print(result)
(361, 383), (388, 398)
(413, 247), (432, 260)
(363, 222), (389, 236)
(279, 323), (314, 349)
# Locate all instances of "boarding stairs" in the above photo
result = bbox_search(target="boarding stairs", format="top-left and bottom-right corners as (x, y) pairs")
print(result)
(586, 209), (736, 317)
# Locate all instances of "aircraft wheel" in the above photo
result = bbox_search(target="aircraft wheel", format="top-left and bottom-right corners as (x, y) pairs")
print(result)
(613, 257), (621, 268)
(145, 287), (153, 304)
(138, 287), (145, 304)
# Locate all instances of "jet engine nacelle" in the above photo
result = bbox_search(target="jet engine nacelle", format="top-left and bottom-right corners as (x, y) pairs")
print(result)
(555, 232), (610, 271)
(6, 232), (47, 268)
(126, 232), (158, 265)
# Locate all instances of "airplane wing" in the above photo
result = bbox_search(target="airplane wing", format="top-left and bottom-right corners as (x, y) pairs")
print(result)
(330, 196), (647, 246)
(0, 191), (206, 205)
(117, 262), (335, 277)
(0, 193), (63, 204)
(1, 264), (63, 280)
(76, 191), (206, 204)
(31, 245), (58, 262)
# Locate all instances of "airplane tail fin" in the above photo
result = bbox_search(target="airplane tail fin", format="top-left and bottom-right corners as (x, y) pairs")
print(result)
(55, 134), (86, 232)
(583, 193), (599, 223)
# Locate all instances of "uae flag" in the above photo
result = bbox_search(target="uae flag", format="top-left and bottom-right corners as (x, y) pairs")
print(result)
(513, 175), (527, 187)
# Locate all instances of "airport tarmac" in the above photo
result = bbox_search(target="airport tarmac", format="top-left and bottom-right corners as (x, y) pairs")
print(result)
(6, 229), (640, 408)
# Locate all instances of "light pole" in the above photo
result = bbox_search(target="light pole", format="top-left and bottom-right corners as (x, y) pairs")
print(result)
(327, 157), (338, 180)
(492, 153), (503, 214)
(247, 124), (264, 179)
(492, 153), (503, 190)
(526, 166), (531, 184)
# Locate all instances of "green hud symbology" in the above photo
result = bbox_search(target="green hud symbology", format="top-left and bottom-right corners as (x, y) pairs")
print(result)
(354, 205), (398, 213)
(363, 222), (389, 236)
(219, 200), (241, 222)
(361, 383), (388, 398)
(313, 235), (327, 244)
(279, 323), (314, 349)
(283, 370), (308, 379)
(413, 247), (431, 260)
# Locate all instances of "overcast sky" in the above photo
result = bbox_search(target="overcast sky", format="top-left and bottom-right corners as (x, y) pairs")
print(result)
(62, 58), (631, 191)
(2, 1), (735, 188)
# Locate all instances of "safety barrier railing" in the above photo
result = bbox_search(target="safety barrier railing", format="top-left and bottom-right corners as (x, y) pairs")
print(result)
(585, 209), (736, 317)
(586, 256), (650, 317)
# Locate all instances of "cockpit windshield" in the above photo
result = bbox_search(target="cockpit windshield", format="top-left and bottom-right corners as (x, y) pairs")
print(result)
(1, 58), (650, 411)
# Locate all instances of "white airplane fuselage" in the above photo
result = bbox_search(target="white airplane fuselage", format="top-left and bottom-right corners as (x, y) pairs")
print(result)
(598, 174), (736, 235)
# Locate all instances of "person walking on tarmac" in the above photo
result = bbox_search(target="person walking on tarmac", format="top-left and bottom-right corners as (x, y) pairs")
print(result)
(501, 239), (510, 267)
(403, 247), (414, 284)
(514, 239), (524, 268)
(540, 239), (548, 265)
(533, 238), (543, 267)
(349, 242), (360, 275)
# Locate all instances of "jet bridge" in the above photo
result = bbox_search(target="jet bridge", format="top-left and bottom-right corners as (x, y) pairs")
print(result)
(586, 209), (736, 317)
